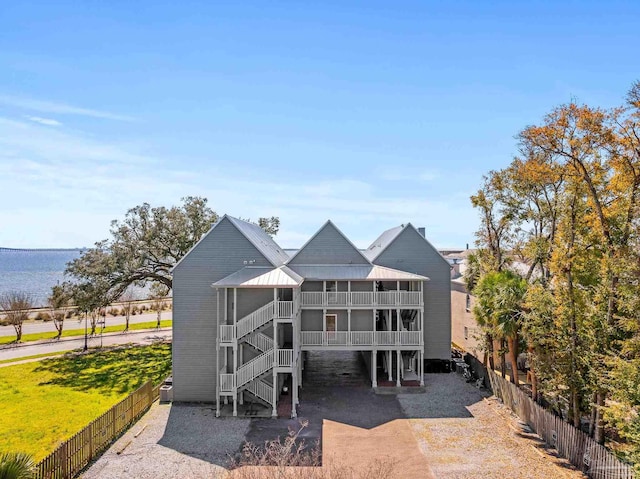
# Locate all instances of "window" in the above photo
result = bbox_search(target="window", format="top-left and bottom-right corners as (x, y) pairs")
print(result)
(464, 326), (469, 340)
(465, 294), (471, 312)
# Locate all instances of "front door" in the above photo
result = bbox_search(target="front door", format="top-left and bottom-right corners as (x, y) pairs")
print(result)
(325, 314), (337, 344)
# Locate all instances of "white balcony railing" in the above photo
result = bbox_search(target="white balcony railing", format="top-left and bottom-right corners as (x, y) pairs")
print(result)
(219, 368), (236, 392)
(219, 325), (235, 342)
(276, 301), (294, 318)
(299, 330), (423, 347)
(276, 349), (294, 368)
(236, 349), (274, 388)
(300, 291), (422, 308)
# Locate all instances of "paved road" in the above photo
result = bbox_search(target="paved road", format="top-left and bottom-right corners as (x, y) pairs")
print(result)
(0, 311), (172, 337)
(0, 328), (172, 362)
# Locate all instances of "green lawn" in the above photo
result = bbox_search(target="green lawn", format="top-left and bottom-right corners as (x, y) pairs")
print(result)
(0, 343), (172, 460)
(0, 319), (172, 345)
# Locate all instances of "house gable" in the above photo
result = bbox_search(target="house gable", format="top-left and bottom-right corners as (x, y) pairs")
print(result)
(287, 220), (371, 266)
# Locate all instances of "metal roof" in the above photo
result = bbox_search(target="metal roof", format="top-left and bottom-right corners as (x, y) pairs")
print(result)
(227, 216), (290, 266)
(287, 264), (428, 281)
(363, 225), (404, 261)
(212, 266), (304, 288)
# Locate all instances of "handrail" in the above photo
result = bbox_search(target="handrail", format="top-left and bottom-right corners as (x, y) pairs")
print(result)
(245, 379), (273, 405)
(277, 349), (294, 367)
(236, 301), (275, 339)
(299, 330), (423, 347)
(245, 332), (274, 352)
(236, 349), (274, 388)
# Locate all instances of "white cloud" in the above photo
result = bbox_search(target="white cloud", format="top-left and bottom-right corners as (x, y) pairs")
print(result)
(0, 94), (134, 122)
(25, 116), (62, 127)
(0, 115), (478, 249)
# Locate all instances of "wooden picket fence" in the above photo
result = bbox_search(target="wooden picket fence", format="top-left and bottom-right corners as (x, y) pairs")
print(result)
(488, 370), (636, 479)
(34, 381), (161, 479)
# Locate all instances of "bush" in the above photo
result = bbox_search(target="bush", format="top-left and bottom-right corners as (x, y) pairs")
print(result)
(228, 421), (398, 479)
(140, 305), (148, 312)
(34, 312), (51, 321)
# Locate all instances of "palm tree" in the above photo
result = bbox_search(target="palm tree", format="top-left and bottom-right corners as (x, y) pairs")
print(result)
(0, 452), (34, 479)
(474, 270), (527, 384)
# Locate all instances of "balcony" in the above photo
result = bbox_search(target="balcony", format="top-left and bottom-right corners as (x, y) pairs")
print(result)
(300, 330), (423, 350)
(300, 291), (422, 308)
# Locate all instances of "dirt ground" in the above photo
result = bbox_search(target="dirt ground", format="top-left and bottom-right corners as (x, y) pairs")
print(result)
(82, 351), (585, 478)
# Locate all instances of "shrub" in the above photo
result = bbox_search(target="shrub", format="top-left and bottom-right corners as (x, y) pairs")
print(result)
(228, 421), (398, 479)
(34, 312), (51, 321)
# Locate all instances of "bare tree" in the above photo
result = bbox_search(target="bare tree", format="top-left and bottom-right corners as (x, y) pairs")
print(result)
(120, 287), (137, 332)
(0, 292), (32, 342)
(149, 282), (170, 329)
(47, 283), (73, 340)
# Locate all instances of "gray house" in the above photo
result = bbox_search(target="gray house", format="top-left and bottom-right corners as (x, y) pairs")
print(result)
(172, 216), (451, 417)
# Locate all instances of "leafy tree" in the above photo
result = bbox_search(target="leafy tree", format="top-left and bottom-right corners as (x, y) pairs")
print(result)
(69, 280), (111, 336)
(0, 292), (32, 342)
(0, 452), (34, 479)
(65, 197), (280, 302)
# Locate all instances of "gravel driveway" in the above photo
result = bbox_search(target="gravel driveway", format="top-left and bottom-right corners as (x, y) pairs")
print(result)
(82, 352), (585, 478)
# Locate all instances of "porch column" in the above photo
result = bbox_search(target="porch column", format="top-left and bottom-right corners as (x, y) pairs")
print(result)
(388, 309), (392, 380)
(216, 288), (220, 417)
(239, 344), (244, 405)
(225, 288), (228, 324)
(347, 280), (351, 306)
(347, 309), (351, 346)
(419, 351), (425, 386)
(272, 370), (278, 417)
(292, 371), (298, 418)
(396, 350), (402, 387)
(372, 351), (378, 387)
(396, 280), (400, 307)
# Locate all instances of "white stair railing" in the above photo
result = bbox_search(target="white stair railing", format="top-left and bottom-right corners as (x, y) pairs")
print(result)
(236, 349), (274, 388)
(245, 332), (274, 352)
(236, 301), (275, 339)
(245, 379), (273, 405)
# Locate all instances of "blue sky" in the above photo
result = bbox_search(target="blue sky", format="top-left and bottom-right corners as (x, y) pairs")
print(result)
(0, 1), (638, 249)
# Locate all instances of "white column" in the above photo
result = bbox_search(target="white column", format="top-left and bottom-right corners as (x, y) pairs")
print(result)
(216, 288), (220, 417)
(233, 287), (238, 416)
(347, 280), (351, 306)
(347, 309), (351, 345)
(225, 288), (228, 324)
(419, 351), (424, 386)
(292, 371), (297, 418)
(396, 350), (402, 387)
(272, 370), (278, 416)
(387, 309), (392, 381)
(372, 350), (378, 387)
(273, 288), (278, 418)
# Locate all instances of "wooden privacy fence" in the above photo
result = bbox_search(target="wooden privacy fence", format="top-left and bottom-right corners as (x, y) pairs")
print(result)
(488, 371), (636, 479)
(35, 381), (161, 479)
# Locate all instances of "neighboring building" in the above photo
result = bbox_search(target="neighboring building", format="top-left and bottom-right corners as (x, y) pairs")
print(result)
(450, 277), (483, 357)
(172, 216), (451, 417)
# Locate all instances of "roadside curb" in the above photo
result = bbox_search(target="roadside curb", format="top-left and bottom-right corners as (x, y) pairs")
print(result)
(0, 327), (172, 351)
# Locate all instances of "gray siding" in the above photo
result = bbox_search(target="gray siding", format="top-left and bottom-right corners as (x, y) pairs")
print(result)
(373, 227), (451, 360)
(172, 217), (272, 402)
(288, 223), (370, 265)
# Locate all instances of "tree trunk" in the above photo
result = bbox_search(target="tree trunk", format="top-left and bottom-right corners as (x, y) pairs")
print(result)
(571, 390), (581, 428)
(14, 323), (22, 342)
(500, 339), (506, 379)
(589, 391), (597, 437)
(594, 391), (606, 444)
(486, 333), (495, 370)
(507, 334), (519, 385)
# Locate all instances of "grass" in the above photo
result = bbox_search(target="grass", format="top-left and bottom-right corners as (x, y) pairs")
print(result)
(0, 342), (171, 460)
(0, 319), (172, 345)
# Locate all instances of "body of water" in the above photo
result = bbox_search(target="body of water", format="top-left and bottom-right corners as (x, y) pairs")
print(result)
(0, 249), (83, 307)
